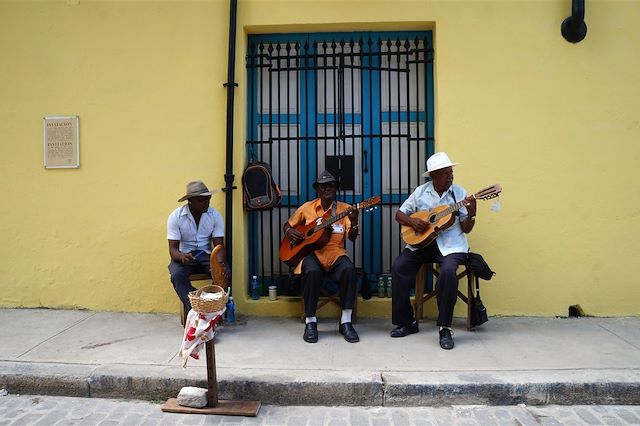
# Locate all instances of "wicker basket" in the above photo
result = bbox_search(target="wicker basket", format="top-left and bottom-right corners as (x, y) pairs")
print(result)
(188, 284), (227, 313)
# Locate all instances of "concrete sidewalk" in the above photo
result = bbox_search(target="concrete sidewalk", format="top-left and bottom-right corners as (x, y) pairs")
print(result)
(1, 309), (639, 406)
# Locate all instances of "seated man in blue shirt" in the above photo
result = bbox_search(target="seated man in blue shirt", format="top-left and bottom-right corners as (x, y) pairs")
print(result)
(390, 152), (477, 350)
(167, 180), (229, 315)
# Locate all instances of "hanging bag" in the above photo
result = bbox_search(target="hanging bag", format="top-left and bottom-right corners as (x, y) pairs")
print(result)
(242, 161), (282, 210)
(466, 253), (493, 327)
(470, 277), (489, 327)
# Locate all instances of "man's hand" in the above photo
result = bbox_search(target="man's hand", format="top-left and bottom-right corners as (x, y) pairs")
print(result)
(347, 207), (359, 224)
(410, 217), (429, 233)
(211, 262), (231, 280)
(285, 227), (304, 244)
(221, 263), (230, 279)
(464, 196), (477, 217)
(181, 252), (196, 265)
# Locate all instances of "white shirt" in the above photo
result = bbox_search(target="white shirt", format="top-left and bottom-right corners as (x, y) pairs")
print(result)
(399, 181), (470, 255)
(167, 205), (224, 253)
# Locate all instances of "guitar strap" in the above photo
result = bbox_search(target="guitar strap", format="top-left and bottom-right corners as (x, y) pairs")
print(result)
(318, 201), (337, 223)
(450, 189), (460, 217)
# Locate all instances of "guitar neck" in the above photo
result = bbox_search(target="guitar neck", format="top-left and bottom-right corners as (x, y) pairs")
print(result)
(433, 194), (479, 222)
(313, 206), (354, 232)
(433, 200), (464, 221)
(430, 185), (500, 222)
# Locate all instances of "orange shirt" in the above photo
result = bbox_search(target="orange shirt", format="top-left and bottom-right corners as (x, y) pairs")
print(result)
(287, 198), (354, 273)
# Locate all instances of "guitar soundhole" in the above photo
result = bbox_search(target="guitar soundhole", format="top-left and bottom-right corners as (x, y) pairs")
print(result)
(428, 214), (437, 224)
(306, 229), (314, 237)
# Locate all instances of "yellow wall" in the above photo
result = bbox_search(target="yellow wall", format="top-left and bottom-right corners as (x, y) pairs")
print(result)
(1, 0), (639, 318)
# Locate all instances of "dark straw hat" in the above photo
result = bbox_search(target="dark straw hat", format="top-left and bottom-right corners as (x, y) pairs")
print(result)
(312, 170), (339, 190)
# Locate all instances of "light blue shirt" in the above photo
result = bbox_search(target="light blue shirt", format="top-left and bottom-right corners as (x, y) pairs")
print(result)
(399, 181), (470, 255)
(167, 205), (224, 253)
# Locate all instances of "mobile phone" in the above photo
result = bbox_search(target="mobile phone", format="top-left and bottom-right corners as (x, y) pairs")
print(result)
(192, 250), (206, 258)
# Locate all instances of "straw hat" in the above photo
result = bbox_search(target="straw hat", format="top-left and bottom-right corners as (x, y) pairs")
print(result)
(178, 180), (218, 202)
(422, 152), (460, 177)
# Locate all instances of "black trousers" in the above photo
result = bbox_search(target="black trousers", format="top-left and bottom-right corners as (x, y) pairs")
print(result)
(168, 252), (211, 314)
(391, 243), (467, 327)
(301, 254), (356, 318)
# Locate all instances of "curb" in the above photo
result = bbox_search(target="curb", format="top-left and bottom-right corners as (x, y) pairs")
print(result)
(2, 362), (640, 406)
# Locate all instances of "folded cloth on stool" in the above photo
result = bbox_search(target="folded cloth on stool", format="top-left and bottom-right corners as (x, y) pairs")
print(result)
(466, 252), (495, 280)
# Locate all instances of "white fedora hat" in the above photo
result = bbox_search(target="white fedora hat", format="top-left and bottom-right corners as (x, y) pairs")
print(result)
(422, 152), (459, 177)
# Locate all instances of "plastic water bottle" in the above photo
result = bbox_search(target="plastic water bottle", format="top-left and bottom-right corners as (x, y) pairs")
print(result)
(377, 276), (385, 298)
(226, 296), (236, 324)
(250, 275), (260, 300)
(386, 276), (393, 298)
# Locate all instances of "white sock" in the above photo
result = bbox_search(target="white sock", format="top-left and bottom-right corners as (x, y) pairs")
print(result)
(439, 326), (452, 331)
(340, 309), (352, 325)
(305, 317), (317, 324)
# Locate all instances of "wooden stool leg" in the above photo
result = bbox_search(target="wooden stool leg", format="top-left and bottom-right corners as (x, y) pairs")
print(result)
(466, 271), (474, 331)
(351, 298), (358, 325)
(414, 264), (427, 320)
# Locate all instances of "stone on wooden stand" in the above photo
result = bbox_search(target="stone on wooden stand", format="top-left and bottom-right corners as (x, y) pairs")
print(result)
(161, 340), (261, 416)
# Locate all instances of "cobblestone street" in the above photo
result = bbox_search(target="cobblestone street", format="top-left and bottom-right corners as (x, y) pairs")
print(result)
(1, 394), (640, 425)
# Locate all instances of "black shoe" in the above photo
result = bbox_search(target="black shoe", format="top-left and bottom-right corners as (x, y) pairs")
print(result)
(303, 322), (318, 343)
(339, 322), (360, 343)
(439, 328), (454, 350)
(390, 321), (419, 338)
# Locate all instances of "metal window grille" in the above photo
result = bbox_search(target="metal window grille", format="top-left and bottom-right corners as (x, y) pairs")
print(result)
(246, 32), (434, 295)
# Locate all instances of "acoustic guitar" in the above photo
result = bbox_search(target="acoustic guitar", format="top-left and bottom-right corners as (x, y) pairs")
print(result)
(401, 184), (502, 248)
(279, 196), (381, 268)
(209, 244), (228, 288)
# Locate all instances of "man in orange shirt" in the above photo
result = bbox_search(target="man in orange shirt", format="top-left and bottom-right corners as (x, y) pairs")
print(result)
(283, 170), (360, 343)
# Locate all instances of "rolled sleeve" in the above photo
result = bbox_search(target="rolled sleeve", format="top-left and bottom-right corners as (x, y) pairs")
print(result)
(167, 211), (181, 241)
(399, 190), (419, 215)
(210, 210), (225, 239)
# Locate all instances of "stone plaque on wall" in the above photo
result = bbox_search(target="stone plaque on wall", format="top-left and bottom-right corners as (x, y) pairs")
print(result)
(43, 116), (79, 168)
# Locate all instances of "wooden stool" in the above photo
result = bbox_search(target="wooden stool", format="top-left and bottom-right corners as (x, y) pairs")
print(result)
(180, 273), (212, 326)
(413, 263), (477, 331)
(299, 279), (358, 324)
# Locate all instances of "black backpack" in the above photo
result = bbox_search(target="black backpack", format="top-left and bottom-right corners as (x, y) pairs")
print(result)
(242, 162), (282, 210)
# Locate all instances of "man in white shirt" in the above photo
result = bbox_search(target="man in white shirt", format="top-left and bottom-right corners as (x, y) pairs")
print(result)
(167, 180), (228, 316)
(390, 152), (477, 350)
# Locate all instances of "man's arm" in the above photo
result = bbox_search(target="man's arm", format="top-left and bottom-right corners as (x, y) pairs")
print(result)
(168, 240), (194, 264)
(347, 207), (359, 242)
(395, 210), (429, 233)
(460, 196), (477, 233)
(283, 217), (304, 244)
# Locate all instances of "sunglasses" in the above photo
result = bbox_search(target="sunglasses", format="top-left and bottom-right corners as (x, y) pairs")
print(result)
(318, 182), (337, 189)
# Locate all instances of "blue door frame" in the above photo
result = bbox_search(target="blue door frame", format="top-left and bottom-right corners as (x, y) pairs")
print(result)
(246, 31), (434, 288)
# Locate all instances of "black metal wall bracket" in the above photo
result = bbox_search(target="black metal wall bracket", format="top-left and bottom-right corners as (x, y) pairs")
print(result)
(561, 0), (587, 43)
